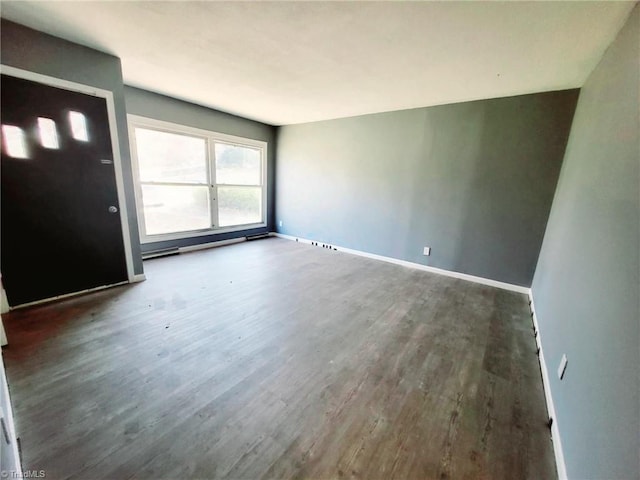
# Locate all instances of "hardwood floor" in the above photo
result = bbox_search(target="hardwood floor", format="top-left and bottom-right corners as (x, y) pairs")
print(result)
(2, 237), (556, 479)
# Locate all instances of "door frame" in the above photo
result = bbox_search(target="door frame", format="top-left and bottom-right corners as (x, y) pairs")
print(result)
(0, 64), (136, 287)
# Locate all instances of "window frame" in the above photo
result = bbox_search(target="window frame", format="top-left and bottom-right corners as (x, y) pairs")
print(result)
(128, 114), (267, 244)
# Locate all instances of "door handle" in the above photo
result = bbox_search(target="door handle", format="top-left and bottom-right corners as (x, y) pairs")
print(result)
(108, 206), (118, 214)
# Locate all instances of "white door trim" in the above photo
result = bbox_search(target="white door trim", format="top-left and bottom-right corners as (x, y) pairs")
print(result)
(0, 349), (22, 478)
(0, 64), (136, 284)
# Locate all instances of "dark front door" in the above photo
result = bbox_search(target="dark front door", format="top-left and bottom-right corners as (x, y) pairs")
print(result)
(1, 74), (128, 306)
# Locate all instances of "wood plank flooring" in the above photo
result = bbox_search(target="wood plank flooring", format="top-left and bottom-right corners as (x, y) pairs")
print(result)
(2, 237), (556, 479)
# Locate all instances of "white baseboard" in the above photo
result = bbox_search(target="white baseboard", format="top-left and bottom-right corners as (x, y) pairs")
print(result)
(529, 292), (568, 480)
(271, 232), (529, 294)
(132, 274), (147, 283)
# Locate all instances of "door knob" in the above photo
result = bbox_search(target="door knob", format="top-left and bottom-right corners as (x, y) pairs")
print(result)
(108, 206), (118, 213)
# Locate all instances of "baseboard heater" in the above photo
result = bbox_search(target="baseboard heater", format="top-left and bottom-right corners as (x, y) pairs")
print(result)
(142, 248), (179, 260)
(245, 233), (270, 241)
(143, 235), (260, 260)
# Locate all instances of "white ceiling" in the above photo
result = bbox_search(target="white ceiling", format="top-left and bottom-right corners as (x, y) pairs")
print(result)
(1, 1), (635, 126)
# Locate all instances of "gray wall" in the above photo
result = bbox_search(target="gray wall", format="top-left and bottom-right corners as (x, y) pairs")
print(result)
(531, 6), (639, 480)
(124, 86), (276, 253)
(276, 91), (578, 286)
(0, 19), (144, 275)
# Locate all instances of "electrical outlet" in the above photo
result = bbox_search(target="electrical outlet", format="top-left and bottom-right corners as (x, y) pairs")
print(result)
(423, 247), (431, 256)
(557, 354), (568, 380)
(279, 220), (283, 227)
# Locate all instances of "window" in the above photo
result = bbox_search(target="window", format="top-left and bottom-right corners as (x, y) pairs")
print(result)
(68, 111), (89, 141)
(215, 143), (263, 227)
(129, 116), (267, 242)
(1, 125), (29, 159)
(37, 117), (60, 149)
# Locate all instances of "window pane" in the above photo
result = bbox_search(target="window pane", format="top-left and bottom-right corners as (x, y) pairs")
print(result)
(217, 186), (262, 227)
(1, 125), (29, 159)
(37, 117), (59, 149)
(69, 111), (89, 141)
(135, 128), (207, 183)
(215, 143), (261, 185)
(141, 185), (210, 235)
